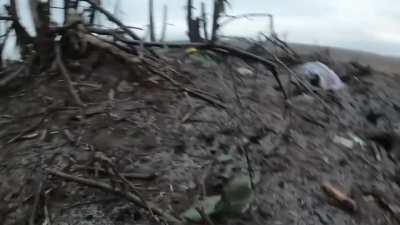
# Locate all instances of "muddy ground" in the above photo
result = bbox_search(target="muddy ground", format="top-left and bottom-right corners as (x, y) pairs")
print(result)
(1, 42), (400, 225)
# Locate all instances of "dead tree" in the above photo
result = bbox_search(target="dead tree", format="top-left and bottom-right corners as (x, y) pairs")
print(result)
(6, 0), (33, 58)
(30, 0), (54, 70)
(148, 0), (155, 41)
(187, 0), (202, 42)
(211, 0), (227, 42)
(159, 4), (168, 42)
(201, 2), (208, 41)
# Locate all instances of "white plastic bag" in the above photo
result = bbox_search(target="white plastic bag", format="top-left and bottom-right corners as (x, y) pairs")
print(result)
(295, 61), (345, 90)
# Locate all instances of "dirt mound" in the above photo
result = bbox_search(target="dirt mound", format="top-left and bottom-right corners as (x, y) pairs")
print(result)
(1, 45), (400, 225)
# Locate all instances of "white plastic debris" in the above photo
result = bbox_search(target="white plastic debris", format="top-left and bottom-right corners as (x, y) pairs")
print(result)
(236, 67), (254, 76)
(334, 136), (354, 149)
(295, 61), (345, 90)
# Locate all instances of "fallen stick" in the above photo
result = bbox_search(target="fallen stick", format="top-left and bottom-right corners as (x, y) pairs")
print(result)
(81, 0), (158, 58)
(80, 33), (141, 65)
(0, 64), (26, 87)
(144, 64), (227, 109)
(29, 180), (43, 225)
(7, 114), (47, 144)
(321, 182), (357, 212)
(73, 165), (158, 180)
(55, 43), (86, 107)
(79, 33), (226, 109)
(87, 28), (287, 98)
(220, 13), (270, 27)
(46, 168), (181, 224)
(266, 47), (335, 115)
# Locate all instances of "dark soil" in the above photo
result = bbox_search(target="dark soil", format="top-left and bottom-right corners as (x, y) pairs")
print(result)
(1, 44), (400, 225)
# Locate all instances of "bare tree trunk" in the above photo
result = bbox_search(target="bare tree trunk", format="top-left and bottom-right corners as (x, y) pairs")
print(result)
(201, 2), (208, 41)
(29, 0), (53, 70)
(159, 4), (168, 42)
(211, 0), (224, 42)
(148, 0), (155, 41)
(186, 0), (202, 42)
(7, 0), (33, 58)
(187, 0), (193, 40)
(89, 3), (96, 25)
(64, 0), (70, 23)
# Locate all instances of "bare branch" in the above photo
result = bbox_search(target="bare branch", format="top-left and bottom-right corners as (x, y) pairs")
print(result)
(46, 168), (182, 224)
(220, 13), (269, 27)
(55, 43), (86, 107)
(81, 0), (142, 41)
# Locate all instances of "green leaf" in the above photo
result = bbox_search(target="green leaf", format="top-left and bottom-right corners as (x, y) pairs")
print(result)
(181, 195), (222, 223)
(216, 175), (254, 215)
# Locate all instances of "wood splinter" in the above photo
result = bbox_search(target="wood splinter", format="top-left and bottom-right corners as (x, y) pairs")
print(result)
(321, 182), (357, 212)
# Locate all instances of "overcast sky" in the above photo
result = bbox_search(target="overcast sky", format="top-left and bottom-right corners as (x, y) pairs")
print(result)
(91, 0), (400, 56)
(3, 0), (400, 58)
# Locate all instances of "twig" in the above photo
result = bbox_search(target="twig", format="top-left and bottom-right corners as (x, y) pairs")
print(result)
(181, 106), (203, 124)
(96, 153), (156, 219)
(73, 165), (158, 180)
(81, 0), (141, 41)
(85, 32), (287, 98)
(265, 47), (335, 115)
(144, 63), (227, 109)
(62, 198), (120, 211)
(220, 13), (270, 27)
(0, 64), (26, 87)
(29, 180), (43, 225)
(321, 182), (357, 212)
(261, 33), (298, 60)
(55, 43), (86, 107)
(80, 33), (141, 65)
(0, 16), (12, 20)
(80, 0), (158, 58)
(7, 113), (48, 144)
(46, 169), (181, 223)
(369, 191), (400, 223)
(241, 145), (255, 190)
(227, 57), (244, 109)
(43, 195), (51, 225)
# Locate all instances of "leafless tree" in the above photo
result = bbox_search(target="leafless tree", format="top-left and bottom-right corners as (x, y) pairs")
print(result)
(201, 2), (208, 41)
(187, 0), (202, 42)
(160, 4), (168, 42)
(211, 0), (228, 42)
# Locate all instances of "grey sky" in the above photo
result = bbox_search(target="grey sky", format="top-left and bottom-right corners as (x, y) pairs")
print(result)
(3, 0), (400, 58)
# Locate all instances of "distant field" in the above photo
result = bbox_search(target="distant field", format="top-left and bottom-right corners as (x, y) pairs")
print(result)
(290, 43), (400, 75)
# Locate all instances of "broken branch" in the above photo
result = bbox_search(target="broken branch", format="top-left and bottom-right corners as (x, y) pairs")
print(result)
(46, 168), (182, 224)
(85, 30), (288, 98)
(0, 64), (26, 87)
(81, 0), (141, 41)
(55, 43), (86, 107)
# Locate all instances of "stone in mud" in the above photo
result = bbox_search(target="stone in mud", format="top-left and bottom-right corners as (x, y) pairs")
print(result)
(117, 80), (134, 93)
